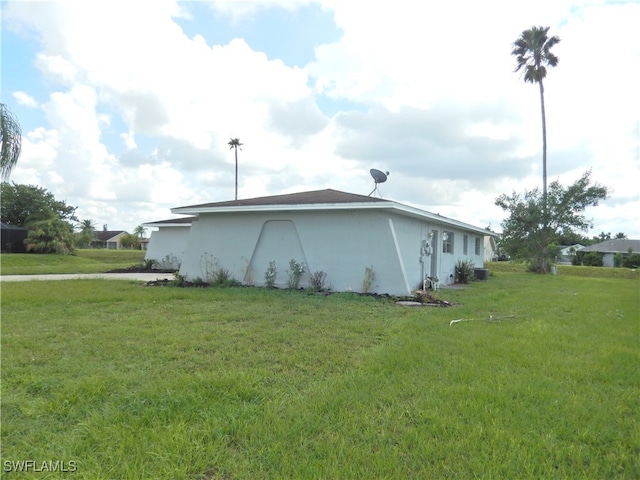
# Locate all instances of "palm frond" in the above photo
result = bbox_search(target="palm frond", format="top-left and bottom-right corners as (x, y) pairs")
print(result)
(0, 103), (22, 180)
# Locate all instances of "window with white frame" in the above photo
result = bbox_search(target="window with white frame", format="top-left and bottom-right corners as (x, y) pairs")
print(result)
(475, 237), (481, 256)
(443, 231), (454, 254)
(463, 235), (468, 255)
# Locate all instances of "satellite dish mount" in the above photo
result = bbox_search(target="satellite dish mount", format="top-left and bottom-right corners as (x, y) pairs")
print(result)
(369, 169), (389, 197)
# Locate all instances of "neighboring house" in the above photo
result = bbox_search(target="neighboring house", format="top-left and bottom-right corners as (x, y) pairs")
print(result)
(579, 239), (640, 267)
(1, 222), (28, 253)
(558, 244), (585, 265)
(143, 217), (195, 269)
(484, 236), (497, 263)
(146, 189), (494, 295)
(91, 230), (129, 250)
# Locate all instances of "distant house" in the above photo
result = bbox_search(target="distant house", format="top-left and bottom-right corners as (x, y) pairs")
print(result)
(91, 230), (129, 250)
(1, 222), (28, 253)
(484, 236), (497, 262)
(145, 189), (495, 295)
(558, 244), (585, 265)
(143, 217), (195, 269)
(579, 239), (640, 267)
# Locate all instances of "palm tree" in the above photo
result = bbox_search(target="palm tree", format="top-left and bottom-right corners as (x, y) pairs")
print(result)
(228, 138), (243, 200)
(511, 26), (560, 204)
(133, 225), (146, 238)
(80, 219), (96, 235)
(1, 103), (22, 180)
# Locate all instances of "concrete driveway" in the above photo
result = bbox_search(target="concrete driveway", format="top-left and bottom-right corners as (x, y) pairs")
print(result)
(0, 273), (176, 282)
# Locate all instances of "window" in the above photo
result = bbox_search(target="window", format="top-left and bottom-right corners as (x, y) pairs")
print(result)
(443, 231), (454, 254)
(475, 237), (481, 256)
(463, 235), (468, 255)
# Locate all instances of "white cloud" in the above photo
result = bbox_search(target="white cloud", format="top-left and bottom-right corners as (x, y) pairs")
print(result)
(12, 91), (38, 108)
(3, 0), (639, 237)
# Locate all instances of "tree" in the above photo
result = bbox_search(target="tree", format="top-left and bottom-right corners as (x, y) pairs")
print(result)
(615, 232), (628, 239)
(598, 232), (612, 241)
(512, 27), (560, 209)
(120, 233), (141, 250)
(75, 219), (96, 248)
(79, 219), (96, 234)
(495, 170), (608, 273)
(1, 182), (78, 227)
(25, 218), (75, 254)
(228, 138), (243, 201)
(133, 224), (147, 238)
(1, 103), (22, 180)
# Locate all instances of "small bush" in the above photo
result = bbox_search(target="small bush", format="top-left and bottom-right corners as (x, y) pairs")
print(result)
(362, 266), (375, 293)
(455, 259), (475, 283)
(160, 254), (180, 270)
(622, 253), (640, 269)
(309, 271), (328, 292)
(265, 260), (277, 288)
(168, 272), (186, 287)
(287, 259), (306, 290)
(212, 268), (239, 287)
(141, 258), (157, 270)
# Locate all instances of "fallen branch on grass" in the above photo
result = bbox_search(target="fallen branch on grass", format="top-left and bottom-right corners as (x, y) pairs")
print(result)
(449, 314), (516, 327)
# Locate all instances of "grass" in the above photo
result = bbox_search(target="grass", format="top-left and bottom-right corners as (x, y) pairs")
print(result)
(487, 261), (640, 279)
(0, 249), (146, 275)
(1, 272), (638, 479)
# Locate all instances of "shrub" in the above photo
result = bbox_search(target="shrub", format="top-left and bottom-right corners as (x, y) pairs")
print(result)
(212, 268), (239, 287)
(25, 218), (75, 254)
(265, 260), (277, 288)
(576, 251), (603, 267)
(622, 253), (640, 268)
(287, 259), (306, 290)
(141, 258), (158, 270)
(455, 259), (475, 283)
(160, 254), (180, 270)
(309, 271), (328, 292)
(362, 266), (375, 293)
(168, 272), (186, 287)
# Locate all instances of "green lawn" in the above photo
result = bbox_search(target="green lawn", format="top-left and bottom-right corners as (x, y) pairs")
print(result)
(0, 249), (146, 275)
(1, 274), (638, 479)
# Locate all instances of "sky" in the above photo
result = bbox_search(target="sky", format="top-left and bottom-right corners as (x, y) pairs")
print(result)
(2, 0), (639, 238)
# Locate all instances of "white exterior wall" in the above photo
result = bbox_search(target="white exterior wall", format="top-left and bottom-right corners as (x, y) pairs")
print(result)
(178, 210), (486, 295)
(602, 253), (615, 267)
(144, 227), (190, 269)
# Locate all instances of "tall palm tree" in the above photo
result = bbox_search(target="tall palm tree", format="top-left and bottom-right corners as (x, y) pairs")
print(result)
(80, 219), (96, 235)
(512, 26), (560, 204)
(1, 103), (22, 180)
(133, 224), (147, 238)
(228, 138), (243, 200)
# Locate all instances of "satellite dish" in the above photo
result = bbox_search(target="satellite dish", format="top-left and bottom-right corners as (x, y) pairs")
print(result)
(370, 169), (388, 184)
(368, 169), (390, 196)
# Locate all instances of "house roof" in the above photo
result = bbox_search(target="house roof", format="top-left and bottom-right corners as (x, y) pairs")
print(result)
(94, 230), (128, 242)
(171, 189), (494, 237)
(176, 189), (386, 209)
(143, 216), (197, 228)
(580, 239), (640, 253)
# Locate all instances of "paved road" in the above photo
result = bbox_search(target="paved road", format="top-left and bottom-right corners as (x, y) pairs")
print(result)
(0, 273), (176, 282)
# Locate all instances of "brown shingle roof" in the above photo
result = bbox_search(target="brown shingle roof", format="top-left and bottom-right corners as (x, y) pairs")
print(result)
(143, 216), (197, 226)
(177, 189), (386, 209)
(94, 230), (127, 241)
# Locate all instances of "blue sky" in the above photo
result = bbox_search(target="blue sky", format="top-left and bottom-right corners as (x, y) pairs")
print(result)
(2, 0), (639, 237)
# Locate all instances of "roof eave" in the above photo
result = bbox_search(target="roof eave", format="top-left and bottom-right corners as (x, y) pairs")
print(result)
(171, 201), (396, 215)
(172, 200), (493, 236)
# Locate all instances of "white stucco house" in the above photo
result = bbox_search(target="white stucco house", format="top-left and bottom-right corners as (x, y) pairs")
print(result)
(144, 189), (494, 295)
(143, 217), (196, 269)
